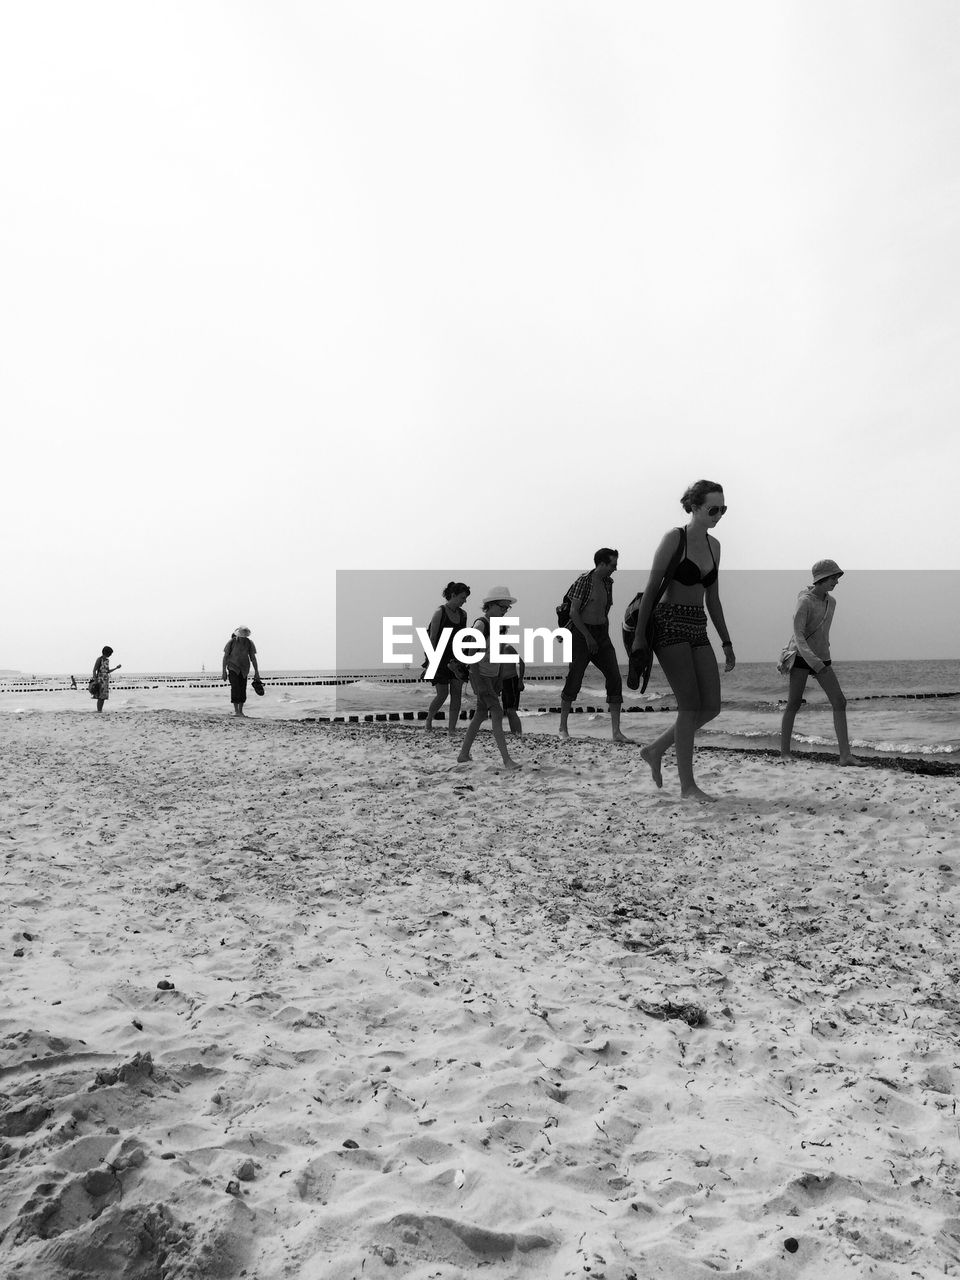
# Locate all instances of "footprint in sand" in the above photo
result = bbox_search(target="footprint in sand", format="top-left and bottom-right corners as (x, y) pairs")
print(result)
(380, 1212), (553, 1263)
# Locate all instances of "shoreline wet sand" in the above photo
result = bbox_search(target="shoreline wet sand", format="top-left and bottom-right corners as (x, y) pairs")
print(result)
(2, 711), (959, 1278)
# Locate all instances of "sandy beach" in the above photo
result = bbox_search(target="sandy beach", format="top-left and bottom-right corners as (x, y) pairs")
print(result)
(2, 709), (960, 1278)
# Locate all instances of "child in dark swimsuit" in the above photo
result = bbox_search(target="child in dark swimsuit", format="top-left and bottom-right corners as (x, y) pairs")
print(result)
(499, 645), (524, 736)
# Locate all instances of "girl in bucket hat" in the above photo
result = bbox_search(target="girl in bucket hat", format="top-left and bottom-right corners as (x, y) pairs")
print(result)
(779, 561), (861, 765)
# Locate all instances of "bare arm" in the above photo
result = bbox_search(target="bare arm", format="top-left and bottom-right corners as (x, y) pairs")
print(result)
(632, 529), (683, 648)
(704, 547), (734, 670)
(427, 608), (445, 649)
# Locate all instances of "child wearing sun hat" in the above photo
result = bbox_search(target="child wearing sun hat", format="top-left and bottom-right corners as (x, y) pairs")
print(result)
(779, 560), (861, 765)
(456, 587), (521, 770)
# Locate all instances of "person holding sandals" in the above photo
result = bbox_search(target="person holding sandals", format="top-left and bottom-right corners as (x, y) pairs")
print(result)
(222, 626), (261, 717)
(630, 480), (735, 802)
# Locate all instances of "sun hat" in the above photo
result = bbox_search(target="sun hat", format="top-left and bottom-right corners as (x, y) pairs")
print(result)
(233, 626), (252, 637)
(482, 585), (517, 606)
(811, 560), (843, 583)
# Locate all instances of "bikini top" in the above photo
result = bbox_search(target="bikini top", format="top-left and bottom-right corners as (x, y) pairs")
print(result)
(671, 528), (718, 588)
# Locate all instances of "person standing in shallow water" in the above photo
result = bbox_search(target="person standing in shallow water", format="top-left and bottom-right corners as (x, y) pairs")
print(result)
(780, 561), (861, 766)
(630, 480), (735, 803)
(424, 582), (470, 732)
(222, 626), (260, 717)
(91, 646), (121, 713)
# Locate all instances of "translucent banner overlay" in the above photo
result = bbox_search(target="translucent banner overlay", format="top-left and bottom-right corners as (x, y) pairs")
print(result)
(335, 569), (959, 712)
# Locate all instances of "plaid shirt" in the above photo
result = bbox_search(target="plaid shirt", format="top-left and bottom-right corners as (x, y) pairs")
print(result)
(568, 570), (613, 622)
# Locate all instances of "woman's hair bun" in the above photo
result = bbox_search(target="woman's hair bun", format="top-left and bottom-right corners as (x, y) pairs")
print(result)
(680, 479), (724, 513)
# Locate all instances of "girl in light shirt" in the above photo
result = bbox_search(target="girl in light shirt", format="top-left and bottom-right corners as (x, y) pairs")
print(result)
(780, 560), (860, 766)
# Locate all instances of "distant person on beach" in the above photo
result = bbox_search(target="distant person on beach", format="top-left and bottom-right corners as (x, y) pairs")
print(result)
(91, 647), (121, 713)
(559, 549), (633, 744)
(222, 626), (260, 717)
(424, 582), (470, 732)
(456, 587), (521, 770)
(780, 561), (861, 766)
(630, 481), (735, 802)
(70, 675), (77, 690)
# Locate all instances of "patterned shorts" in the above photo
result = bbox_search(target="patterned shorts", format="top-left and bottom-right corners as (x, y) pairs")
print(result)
(652, 603), (711, 651)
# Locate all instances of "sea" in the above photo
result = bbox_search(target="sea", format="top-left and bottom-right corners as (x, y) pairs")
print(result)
(1, 660), (958, 766)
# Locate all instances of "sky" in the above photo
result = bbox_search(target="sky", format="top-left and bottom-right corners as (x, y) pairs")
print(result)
(2, 1), (958, 671)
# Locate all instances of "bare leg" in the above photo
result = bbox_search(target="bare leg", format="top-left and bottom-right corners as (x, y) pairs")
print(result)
(457, 707), (486, 762)
(505, 709), (522, 735)
(96, 699), (105, 713)
(458, 698), (519, 769)
(425, 683), (449, 730)
(610, 703), (634, 744)
(488, 708), (520, 769)
(641, 645), (720, 800)
(447, 681), (463, 734)
(639, 742), (663, 787)
(815, 667), (860, 764)
(780, 666), (809, 759)
(559, 698), (572, 737)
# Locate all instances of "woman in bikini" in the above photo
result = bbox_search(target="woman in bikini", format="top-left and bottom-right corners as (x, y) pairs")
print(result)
(630, 480), (735, 802)
(424, 582), (471, 732)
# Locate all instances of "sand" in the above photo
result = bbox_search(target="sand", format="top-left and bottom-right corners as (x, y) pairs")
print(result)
(2, 709), (959, 1279)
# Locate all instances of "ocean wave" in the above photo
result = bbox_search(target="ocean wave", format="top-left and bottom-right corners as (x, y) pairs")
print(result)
(701, 727), (960, 757)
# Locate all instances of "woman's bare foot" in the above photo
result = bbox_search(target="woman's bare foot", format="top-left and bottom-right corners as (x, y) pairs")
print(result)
(839, 754), (864, 766)
(612, 732), (635, 745)
(499, 759), (522, 771)
(779, 752), (796, 763)
(456, 753), (472, 764)
(680, 785), (716, 803)
(640, 745), (663, 788)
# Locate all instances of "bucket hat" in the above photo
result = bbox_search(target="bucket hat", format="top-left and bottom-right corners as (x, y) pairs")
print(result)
(811, 560), (843, 583)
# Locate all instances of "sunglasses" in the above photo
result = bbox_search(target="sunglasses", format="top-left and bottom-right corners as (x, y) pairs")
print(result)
(708, 505), (727, 517)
